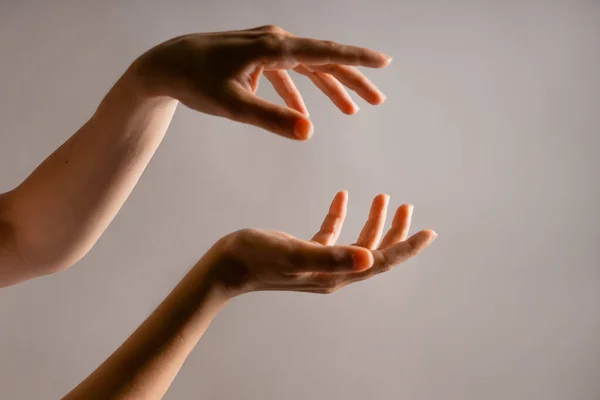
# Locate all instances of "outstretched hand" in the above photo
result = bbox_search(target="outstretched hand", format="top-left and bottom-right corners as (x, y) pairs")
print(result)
(131, 25), (391, 140)
(209, 191), (437, 296)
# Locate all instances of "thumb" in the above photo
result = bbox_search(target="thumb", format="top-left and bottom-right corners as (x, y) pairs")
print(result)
(229, 87), (314, 140)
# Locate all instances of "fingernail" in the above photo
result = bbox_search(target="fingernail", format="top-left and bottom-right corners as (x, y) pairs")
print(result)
(385, 55), (393, 64)
(431, 231), (439, 241)
(294, 119), (313, 139)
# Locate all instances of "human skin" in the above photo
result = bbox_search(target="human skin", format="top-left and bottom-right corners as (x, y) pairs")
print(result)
(0, 25), (391, 287)
(63, 191), (437, 399)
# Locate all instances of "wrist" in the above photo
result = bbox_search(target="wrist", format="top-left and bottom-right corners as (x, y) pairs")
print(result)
(91, 66), (178, 128)
(198, 233), (255, 299)
(114, 63), (174, 105)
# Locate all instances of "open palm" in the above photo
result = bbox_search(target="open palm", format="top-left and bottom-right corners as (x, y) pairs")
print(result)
(214, 191), (437, 296)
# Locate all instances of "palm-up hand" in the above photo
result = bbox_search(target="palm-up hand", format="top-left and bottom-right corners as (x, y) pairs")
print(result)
(210, 192), (437, 296)
(132, 25), (391, 140)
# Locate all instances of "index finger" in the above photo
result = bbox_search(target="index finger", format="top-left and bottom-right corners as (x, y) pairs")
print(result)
(339, 229), (437, 283)
(378, 229), (438, 268)
(254, 35), (392, 68)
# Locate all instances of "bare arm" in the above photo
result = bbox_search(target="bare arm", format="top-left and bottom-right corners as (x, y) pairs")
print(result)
(0, 74), (177, 286)
(0, 25), (391, 287)
(63, 192), (437, 399)
(62, 246), (230, 400)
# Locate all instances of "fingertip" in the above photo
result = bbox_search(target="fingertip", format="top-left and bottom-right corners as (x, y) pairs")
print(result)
(294, 118), (314, 140)
(341, 102), (360, 115)
(352, 248), (374, 271)
(376, 193), (389, 204)
(330, 190), (348, 211)
(418, 229), (438, 244)
(382, 54), (393, 66)
(368, 92), (387, 106)
(336, 190), (349, 201)
(394, 204), (412, 221)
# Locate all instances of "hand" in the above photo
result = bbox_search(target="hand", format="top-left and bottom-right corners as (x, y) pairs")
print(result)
(209, 191), (437, 296)
(130, 25), (391, 140)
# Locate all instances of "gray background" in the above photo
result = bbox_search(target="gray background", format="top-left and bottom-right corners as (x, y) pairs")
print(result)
(1, 1), (599, 399)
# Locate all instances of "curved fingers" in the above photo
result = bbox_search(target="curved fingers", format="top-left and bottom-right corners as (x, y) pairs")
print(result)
(294, 65), (358, 114)
(308, 64), (386, 105)
(263, 69), (309, 115)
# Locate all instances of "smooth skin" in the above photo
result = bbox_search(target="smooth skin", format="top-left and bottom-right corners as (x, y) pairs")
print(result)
(0, 24), (436, 400)
(63, 192), (436, 399)
(0, 25), (390, 287)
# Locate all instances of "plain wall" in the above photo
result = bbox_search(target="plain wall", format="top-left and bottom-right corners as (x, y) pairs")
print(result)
(0, 1), (599, 399)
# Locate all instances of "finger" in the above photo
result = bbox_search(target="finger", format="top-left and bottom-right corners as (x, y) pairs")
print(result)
(308, 64), (386, 105)
(341, 230), (438, 285)
(254, 282), (334, 292)
(379, 204), (414, 249)
(378, 229), (437, 267)
(263, 70), (309, 115)
(294, 65), (358, 114)
(228, 84), (314, 140)
(354, 194), (390, 249)
(288, 242), (373, 274)
(311, 191), (348, 245)
(296, 288), (339, 295)
(255, 35), (392, 68)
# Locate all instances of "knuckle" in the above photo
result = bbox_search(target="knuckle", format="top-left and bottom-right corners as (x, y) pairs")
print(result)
(259, 32), (288, 53)
(318, 64), (337, 74)
(318, 227), (336, 237)
(406, 240), (421, 257)
(379, 252), (395, 272)
(261, 24), (283, 33)
(322, 40), (340, 52)
(231, 228), (259, 248)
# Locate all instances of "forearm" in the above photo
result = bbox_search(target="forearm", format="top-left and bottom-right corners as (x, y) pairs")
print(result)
(63, 248), (230, 400)
(0, 67), (178, 285)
